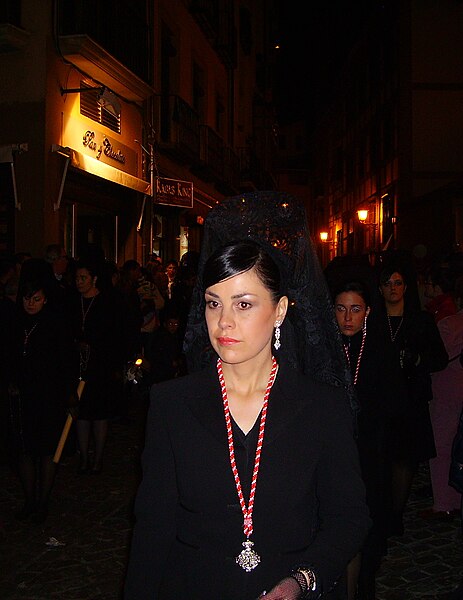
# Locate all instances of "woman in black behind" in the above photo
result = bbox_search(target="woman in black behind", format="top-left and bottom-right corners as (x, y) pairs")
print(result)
(8, 264), (76, 523)
(333, 280), (406, 599)
(376, 264), (448, 535)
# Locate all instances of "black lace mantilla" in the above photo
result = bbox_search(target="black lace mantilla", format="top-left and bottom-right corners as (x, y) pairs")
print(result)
(183, 191), (356, 412)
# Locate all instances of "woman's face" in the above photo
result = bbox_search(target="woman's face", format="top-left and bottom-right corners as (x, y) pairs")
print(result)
(335, 291), (370, 336)
(166, 263), (177, 280)
(379, 271), (406, 306)
(75, 268), (97, 296)
(23, 289), (47, 315)
(205, 267), (287, 365)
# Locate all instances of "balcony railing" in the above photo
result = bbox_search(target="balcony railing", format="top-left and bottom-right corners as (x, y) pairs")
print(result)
(154, 95), (201, 165)
(153, 94), (275, 193)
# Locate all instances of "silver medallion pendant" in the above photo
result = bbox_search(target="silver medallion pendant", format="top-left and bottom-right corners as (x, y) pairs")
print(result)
(236, 539), (261, 572)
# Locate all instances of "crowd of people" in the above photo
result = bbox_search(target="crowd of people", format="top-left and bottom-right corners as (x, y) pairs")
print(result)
(1, 193), (463, 600)
(0, 245), (196, 525)
(327, 247), (463, 599)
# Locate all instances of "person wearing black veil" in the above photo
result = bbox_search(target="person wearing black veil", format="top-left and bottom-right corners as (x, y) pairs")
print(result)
(124, 191), (370, 600)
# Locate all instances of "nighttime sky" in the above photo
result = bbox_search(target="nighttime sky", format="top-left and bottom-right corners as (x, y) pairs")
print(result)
(275, 1), (380, 128)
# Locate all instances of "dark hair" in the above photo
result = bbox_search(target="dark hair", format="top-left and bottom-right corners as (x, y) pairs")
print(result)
(75, 258), (100, 280)
(21, 279), (46, 300)
(332, 280), (371, 308)
(18, 258), (55, 301)
(203, 240), (282, 303)
(379, 264), (407, 286)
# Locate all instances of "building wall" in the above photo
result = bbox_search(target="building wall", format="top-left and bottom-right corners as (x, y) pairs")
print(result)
(0, 0), (279, 263)
(309, 0), (463, 264)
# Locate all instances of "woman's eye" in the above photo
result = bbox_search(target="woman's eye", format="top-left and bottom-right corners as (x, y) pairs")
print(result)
(238, 301), (251, 309)
(336, 306), (346, 312)
(206, 300), (219, 308)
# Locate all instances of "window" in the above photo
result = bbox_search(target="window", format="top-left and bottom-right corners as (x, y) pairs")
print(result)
(80, 83), (121, 134)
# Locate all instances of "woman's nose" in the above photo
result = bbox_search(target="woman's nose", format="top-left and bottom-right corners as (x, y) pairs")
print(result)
(218, 307), (234, 329)
(344, 310), (352, 321)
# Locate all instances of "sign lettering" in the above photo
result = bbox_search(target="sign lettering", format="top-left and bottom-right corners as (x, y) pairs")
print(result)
(155, 176), (193, 208)
(82, 130), (126, 164)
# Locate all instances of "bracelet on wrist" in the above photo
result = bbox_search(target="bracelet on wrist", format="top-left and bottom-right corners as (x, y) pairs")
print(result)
(290, 567), (317, 596)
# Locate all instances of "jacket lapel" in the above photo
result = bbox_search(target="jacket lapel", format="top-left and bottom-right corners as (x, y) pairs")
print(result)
(185, 363), (228, 446)
(264, 363), (308, 445)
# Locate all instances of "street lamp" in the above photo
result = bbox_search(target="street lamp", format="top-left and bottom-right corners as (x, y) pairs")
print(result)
(357, 208), (378, 252)
(357, 209), (378, 228)
(319, 230), (335, 266)
(357, 209), (369, 223)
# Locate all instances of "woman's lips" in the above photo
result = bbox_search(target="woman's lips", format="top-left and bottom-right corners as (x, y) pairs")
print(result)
(218, 337), (239, 345)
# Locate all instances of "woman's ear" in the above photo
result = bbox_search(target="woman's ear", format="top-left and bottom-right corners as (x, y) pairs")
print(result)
(276, 295), (289, 324)
(365, 306), (371, 318)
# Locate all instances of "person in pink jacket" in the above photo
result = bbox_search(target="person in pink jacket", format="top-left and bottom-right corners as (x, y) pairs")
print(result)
(426, 276), (463, 517)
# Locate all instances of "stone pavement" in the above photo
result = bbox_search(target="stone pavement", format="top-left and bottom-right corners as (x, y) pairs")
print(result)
(376, 470), (463, 600)
(0, 387), (462, 600)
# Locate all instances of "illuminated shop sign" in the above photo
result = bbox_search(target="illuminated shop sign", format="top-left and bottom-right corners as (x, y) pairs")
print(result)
(63, 117), (137, 175)
(155, 176), (193, 208)
(82, 131), (126, 164)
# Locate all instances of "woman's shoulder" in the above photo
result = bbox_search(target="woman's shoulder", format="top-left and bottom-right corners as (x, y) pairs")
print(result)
(282, 364), (351, 411)
(149, 364), (216, 401)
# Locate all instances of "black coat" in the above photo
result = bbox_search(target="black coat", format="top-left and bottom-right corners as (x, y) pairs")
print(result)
(372, 308), (449, 462)
(8, 305), (77, 456)
(69, 292), (126, 420)
(125, 362), (371, 600)
(343, 327), (407, 567)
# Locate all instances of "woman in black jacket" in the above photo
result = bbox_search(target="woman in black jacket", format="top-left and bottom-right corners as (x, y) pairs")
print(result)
(125, 192), (371, 600)
(333, 280), (407, 600)
(8, 264), (77, 523)
(375, 264), (449, 536)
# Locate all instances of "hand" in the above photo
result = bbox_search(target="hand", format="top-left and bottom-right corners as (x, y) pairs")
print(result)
(68, 404), (79, 419)
(400, 348), (420, 369)
(256, 576), (303, 600)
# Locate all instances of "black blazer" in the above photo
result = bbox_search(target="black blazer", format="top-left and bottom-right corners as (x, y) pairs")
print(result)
(124, 361), (371, 600)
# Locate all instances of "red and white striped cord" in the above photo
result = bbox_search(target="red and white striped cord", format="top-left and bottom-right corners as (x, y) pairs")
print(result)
(217, 356), (277, 538)
(343, 320), (366, 386)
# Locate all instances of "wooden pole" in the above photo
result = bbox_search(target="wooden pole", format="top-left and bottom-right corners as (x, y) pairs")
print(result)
(53, 380), (85, 464)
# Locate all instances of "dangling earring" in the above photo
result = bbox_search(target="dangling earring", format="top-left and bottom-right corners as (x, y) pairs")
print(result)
(274, 321), (282, 350)
(363, 315), (368, 333)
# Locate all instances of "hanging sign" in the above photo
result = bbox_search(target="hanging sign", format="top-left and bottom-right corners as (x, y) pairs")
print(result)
(154, 176), (193, 208)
